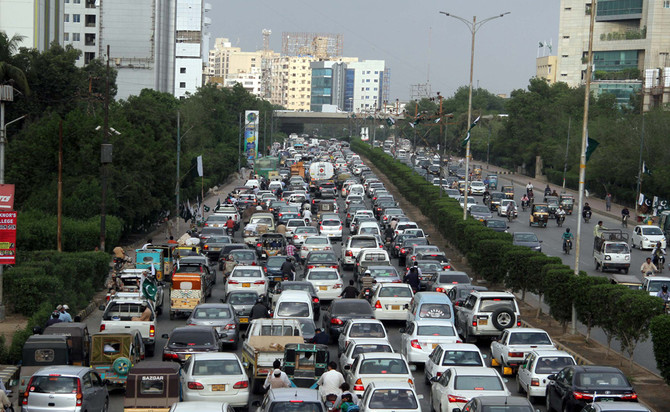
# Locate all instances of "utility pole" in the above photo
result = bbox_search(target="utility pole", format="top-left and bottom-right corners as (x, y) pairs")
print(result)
(413, 103), (418, 150)
(57, 120), (63, 252)
(238, 113), (242, 173)
(635, 114), (645, 213)
(438, 93), (443, 197)
(176, 110), (181, 233)
(99, 44), (110, 252)
(562, 117), (571, 189)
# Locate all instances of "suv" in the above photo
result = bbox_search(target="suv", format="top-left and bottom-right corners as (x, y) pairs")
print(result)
(252, 387), (325, 411)
(454, 291), (521, 343)
(22, 366), (109, 411)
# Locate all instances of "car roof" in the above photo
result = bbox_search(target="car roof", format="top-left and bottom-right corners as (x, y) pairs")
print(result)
(277, 290), (312, 299)
(528, 349), (574, 358)
(348, 338), (392, 346)
(507, 328), (549, 334)
(472, 291), (515, 298)
(411, 319), (455, 327)
(586, 402), (651, 411)
(268, 387), (321, 401)
(448, 366), (501, 376)
(194, 303), (232, 309)
(358, 352), (405, 360)
(189, 352), (241, 361)
(475, 396), (532, 406)
(367, 381), (415, 390)
(437, 343), (481, 351)
(170, 402), (231, 411)
(32, 365), (91, 376)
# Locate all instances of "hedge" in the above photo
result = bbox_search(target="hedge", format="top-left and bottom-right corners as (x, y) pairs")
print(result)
(352, 139), (670, 373)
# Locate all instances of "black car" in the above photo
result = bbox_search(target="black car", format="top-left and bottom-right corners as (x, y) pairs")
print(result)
(270, 281), (321, 319)
(398, 237), (429, 266)
(322, 299), (374, 341)
(264, 255), (287, 285)
(303, 251), (339, 276)
(415, 260), (444, 290)
(390, 234), (417, 258)
(456, 396), (534, 412)
(346, 204), (367, 226)
(447, 284), (488, 307)
(218, 243), (249, 270)
(546, 365), (638, 412)
(162, 326), (221, 363)
(223, 290), (260, 327)
(484, 218), (508, 232)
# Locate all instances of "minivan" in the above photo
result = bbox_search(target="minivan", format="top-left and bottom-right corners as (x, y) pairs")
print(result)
(22, 365), (109, 412)
(406, 292), (455, 324)
(273, 290), (315, 321)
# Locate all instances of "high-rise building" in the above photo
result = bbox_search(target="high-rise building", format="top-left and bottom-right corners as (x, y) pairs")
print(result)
(310, 58), (359, 112)
(206, 37), (272, 97)
(270, 55), (314, 111)
(0, 0), (64, 51)
(63, 0), (98, 67)
(536, 55), (558, 84)
(174, 0), (207, 99)
(346, 60), (385, 113)
(557, 0), (670, 108)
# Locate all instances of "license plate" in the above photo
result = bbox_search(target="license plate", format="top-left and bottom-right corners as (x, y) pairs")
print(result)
(391, 305), (400, 310)
(212, 384), (226, 391)
(274, 277), (283, 282)
(242, 283), (250, 288)
(319, 286), (328, 291)
(239, 317), (249, 323)
(479, 319), (488, 325)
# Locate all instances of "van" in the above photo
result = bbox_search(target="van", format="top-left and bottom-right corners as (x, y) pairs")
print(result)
(273, 290), (315, 321)
(21, 365), (109, 412)
(406, 292), (455, 324)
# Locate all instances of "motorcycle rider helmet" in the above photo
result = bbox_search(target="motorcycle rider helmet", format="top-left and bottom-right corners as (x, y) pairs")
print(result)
(566, 228), (571, 233)
(257, 294), (266, 304)
(364, 270), (371, 276)
(663, 285), (668, 292)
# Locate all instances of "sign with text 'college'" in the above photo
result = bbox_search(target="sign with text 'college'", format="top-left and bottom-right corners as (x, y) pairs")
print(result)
(0, 211), (17, 265)
(0, 184), (15, 209)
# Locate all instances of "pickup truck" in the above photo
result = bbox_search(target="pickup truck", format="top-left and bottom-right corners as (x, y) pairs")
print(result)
(99, 297), (157, 356)
(594, 229), (631, 273)
(490, 328), (556, 376)
(454, 291), (521, 343)
(241, 318), (303, 394)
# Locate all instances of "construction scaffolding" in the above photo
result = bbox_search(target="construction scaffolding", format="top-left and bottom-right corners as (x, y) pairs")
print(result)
(261, 29), (272, 99)
(410, 83), (431, 100)
(282, 32), (343, 59)
(382, 67), (391, 104)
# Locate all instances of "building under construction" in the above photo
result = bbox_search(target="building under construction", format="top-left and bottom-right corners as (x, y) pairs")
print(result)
(282, 32), (343, 59)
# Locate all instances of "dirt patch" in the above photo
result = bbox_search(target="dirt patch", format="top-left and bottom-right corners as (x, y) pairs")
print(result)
(0, 313), (28, 346)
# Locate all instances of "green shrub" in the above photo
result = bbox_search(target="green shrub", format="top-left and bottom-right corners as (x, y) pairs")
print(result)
(651, 315), (670, 385)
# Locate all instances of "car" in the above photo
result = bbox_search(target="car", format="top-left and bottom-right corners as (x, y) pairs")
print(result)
(545, 365), (638, 412)
(203, 236), (233, 260)
(357, 221), (382, 237)
(199, 227), (227, 244)
(337, 319), (388, 356)
(319, 218), (343, 240)
(303, 250), (339, 276)
(444, 188), (461, 199)
(426, 271), (472, 294)
(344, 352), (415, 398)
(300, 236), (333, 260)
(371, 283), (414, 320)
(447, 284), (489, 307)
(223, 291), (259, 327)
(359, 381), (422, 412)
(498, 199), (519, 217)
(394, 221), (419, 236)
(186, 303), (240, 348)
(225, 266), (268, 296)
(222, 249), (258, 274)
(179, 353), (249, 406)
(218, 243), (249, 270)
(263, 255), (287, 285)
(21, 366), (109, 412)
(469, 204), (493, 221)
(323, 299), (375, 341)
(470, 180), (486, 195)
(274, 290), (316, 321)
(355, 249), (391, 278)
(513, 232), (543, 252)
(391, 234), (417, 257)
(424, 343), (486, 382)
(632, 225), (667, 250)
(642, 276), (670, 297)
(304, 267), (343, 301)
(404, 245), (441, 269)
(490, 328), (556, 376)
(251, 387), (325, 412)
(284, 218), (306, 236)
(516, 349), (576, 401)
(400, 320), (460, 364)
(398, 238), (430, 266)
(291, 226), (319, 245)
(296, 318), (317, 342)
(454, 291), (521, 342)
(457, 196), (477, 210)
(339, 338), (394, 371)
(484, 218), (508, 232)
(415, 260), (446, 289)
(269, 281), (320, 317)
(403, 228), (428, 240)
(429, 366), (511, 412)
(162, 326), (222, 363)
(366, 265), (402, 284)
(455, 396), (536, 412)
(579, 402), (652, 412)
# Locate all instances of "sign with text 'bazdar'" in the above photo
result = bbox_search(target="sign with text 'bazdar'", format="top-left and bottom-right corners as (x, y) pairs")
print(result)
(0, 184), (17, 264)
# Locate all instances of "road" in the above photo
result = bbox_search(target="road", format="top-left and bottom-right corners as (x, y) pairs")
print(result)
(86, 182), (551, 411)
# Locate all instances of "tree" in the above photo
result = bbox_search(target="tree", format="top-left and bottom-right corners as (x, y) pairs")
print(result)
(613, 290), (664, 367)
(0, 31), (30, 94)
(572, 275), (608, 341)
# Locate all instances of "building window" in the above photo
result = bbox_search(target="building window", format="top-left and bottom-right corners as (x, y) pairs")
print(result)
(72, 33), (80, 41)
(64, 14), (69, 22)
(564, 7), (571, 10)
(64, 32), (69, 41)
(179, 82), (186, 88)
(84, 52), (95, 64)
(563, 35), (570, 39)
(73, 14), (80, 23)
(85, 14), (96, 27)
(74, 0), (81, 3)
(180, 67), (186, 73)
(665, 0), (670, 7)
(562, 54), (568, 58)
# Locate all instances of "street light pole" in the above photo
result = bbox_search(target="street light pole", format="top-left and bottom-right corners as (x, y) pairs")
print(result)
(440, 11), (510, 220)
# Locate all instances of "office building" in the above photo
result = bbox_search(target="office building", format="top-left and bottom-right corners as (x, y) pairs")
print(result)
(536, 55), (558, 84)
(207, 38), (263, 81)
(346, 60), (385, 112)
(270, 55), (315, 111)
(63, 0), (98, 67)
(223, 70), (262, 96)
(174, 0), (209, 99)
(0, 0), (64, 51)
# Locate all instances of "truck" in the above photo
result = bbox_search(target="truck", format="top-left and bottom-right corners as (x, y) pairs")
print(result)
(290, 161), (305, 178)
(490, 328), (556, 376)
(594, 229), (630, 273)
(241, 318), (304, 394)
(99, 297), (157, 356)
(255, 156), (280, 179)
(309, 161), (335, 181)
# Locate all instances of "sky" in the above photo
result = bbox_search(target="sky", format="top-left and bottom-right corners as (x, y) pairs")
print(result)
(209, 0), (559, 101)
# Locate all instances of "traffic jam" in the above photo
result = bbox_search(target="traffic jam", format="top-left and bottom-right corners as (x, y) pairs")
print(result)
(19, 137), (647, 412)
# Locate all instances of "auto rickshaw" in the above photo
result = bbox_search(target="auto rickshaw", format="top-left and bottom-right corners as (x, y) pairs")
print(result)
(136, 248), (165, 282)
(150, 244), (175, 282)
(486, 174), (498, 190)
(43, 322), (91, 366)
(256, 233), (287, 259)
(283, 343), (329, 389)
(90, 331), (145, 387)
(502, 185), (515, 200)
(473, 164), (483, 180)
(559, 193), (575, 214)
(123, 362), (180, 412)
(545, 196), (560, 218)
(610, 274), (643, 290)
(170, 271), (211, 320)
(19, 335), (70, 398)
(529, 203), (550, 227)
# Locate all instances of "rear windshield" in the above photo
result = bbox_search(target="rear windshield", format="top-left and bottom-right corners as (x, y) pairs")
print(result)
(576, 372), (629, 387)
(295, 227), (318, 234)
(509, 332), (552, 345)
(534, 356), (575, 374)
(455, 376), (503, 390)
(478, 298), (515, 313)
(369, 389), (418, 410)
(419, 304), (452, 319)
(438, 274), (470, 284)
(417, 325), (456, 336)
(379, 287), (413, 298)
(269, 402), (324, 412)
(418, 262), (441, 272)
(362, 253), (388, 262)
(333, 301), (372, 315)
(352, 344), (392, 357)
(192, 359), (242, 375)
(201, 228), (224, 235)
(287, 220), (306, 228)
(259, 326), (298, 336)
(369, 267), (398, 277)
(29, 376), (78, 394)
(277, 302), (310, 318)
(282, 284), (312, 293)
(359, 359), (408, 375)
(230, 250), (256, 260)
(226, 292), (257, 305)
(207, 236), (231, 243)
(169, 331), (215, 346)
(305, 237), (329, 245)
(441, 351), (484, 366)
(350, 238), (377, 248)
(307, 271), (339, 281)
(231, 268), (262, 278)
(350, 323), (385, 338)
(308, 253), (337, 262)
(193, 307), (231, 319)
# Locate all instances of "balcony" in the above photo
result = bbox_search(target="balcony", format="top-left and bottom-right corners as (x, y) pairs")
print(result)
(599, 26), (646, 41)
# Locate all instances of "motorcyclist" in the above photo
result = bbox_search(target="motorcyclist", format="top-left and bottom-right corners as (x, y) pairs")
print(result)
(544, 184), (551, 198)
(225, 217), (235, 234)
(360, 270), (375, 291)
(389, 217), (399, 231)
(384, 225), (395, 244)
(483, 189), (490, 205)
(657, 285), (670, 303)
(250, 295), (270, 320)
(652, 241), (666, 269)
(561, 227), (574, 250)
(506, 201), (516, 218)
(526, 182), (533, 195)
(280, 257), (296, 281)
(521, 193), (530, 209)
(621, 207), (630, 226)
(641, 257), (658, 276)
(583, 202), (592, 216)
(555, 205), (566, 223)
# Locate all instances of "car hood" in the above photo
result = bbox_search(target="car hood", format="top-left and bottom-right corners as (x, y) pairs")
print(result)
(514, 241), (541, 248)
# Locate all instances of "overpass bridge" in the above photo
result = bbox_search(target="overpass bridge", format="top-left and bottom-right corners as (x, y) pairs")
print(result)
(274, 111), (405, 134)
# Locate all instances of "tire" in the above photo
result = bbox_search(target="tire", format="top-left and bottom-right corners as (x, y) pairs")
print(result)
(491, 307), (516, 331)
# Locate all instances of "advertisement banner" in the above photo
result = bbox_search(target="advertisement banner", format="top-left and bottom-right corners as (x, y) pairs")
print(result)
(0, 211), (17, 265)
(244, 110), (259, 160)
(0, 184), (15, 210)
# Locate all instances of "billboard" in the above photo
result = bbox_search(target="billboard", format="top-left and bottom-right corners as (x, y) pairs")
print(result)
(0, 184), (15, 210)
(0, 211), (17, 265)
(244, 110), (259, 159)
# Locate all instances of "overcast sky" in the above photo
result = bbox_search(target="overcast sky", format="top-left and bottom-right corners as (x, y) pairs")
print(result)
(209, 0), (559, 101)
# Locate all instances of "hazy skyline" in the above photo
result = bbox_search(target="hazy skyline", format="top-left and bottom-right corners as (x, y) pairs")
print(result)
(209, 0), (559, 101)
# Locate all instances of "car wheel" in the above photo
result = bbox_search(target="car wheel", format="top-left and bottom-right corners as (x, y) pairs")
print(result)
(492, 307), (516, 331)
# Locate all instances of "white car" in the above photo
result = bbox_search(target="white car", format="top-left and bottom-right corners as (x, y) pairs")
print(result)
(285, 219), (306, 236)
(337, 319), (388, 356)
(371, 283), (414, 321)
(490, 328), (556, 376)
(225, 266), (268, 296)
(424, 343), (486, 383)
(346, 194), (365, 206)
(400, 320), (460, 364)
(429, 366), (511, 412)
(244, 179), (260, 188)
(290, 226), (318, 245)
(348, 184), (365, 197)
(339, 338), (393, 372)
(344, 352), (415, 398)
(357, 221), (382, 237)
(470, 181), (486, 195)
(632, 225), (667, 250)
(457, 196), (477, 211)
(516, 350), (576, 400)
(304, 268), (343, 301)
(359, 381), (422, 412)
(319, 218), (343, 240)
(300, 236), (333, 259)
(179, 352), (250, 407)
(341, 235), (382, 269)
(498, 199), (518, 217)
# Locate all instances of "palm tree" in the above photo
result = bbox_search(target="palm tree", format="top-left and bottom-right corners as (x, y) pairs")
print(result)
(0, 31), (30, 94)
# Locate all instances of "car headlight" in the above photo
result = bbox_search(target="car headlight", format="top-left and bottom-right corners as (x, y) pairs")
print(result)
(605, 255), (612, 260)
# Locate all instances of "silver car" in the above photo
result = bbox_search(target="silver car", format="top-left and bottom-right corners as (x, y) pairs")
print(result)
(22, 365), (109, 412)
(187, 303), (240, 349)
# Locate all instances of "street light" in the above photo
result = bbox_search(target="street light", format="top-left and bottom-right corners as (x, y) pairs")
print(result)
(440, 10), (510, 220)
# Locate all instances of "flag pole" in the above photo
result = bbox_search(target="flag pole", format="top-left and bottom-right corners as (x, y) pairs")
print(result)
(635, 114), (644, 216)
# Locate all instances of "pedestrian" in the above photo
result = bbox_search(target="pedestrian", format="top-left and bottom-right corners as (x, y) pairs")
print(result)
(311, 328), (330, 345)
(250, 295), (270, 320)
(141, 238), (153, 250)
(263, 360), (291, 390)
(45, 311), (62, 327)
(58, 304), (73, 323)
(606, 193), (612, 211)
(404, 262), (421, 293)
(340, 280), (359, 299)
(167, 235), (178, 245)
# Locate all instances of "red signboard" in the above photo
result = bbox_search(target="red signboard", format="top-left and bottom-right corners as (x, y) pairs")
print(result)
(0, 184), (15, 210)
(0, 211), (17, 265)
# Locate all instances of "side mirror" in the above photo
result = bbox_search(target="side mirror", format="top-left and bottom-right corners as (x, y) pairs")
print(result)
(161, 334), (169, 339)
(98, 305), (106, 311)
(430, 376), (439, 382)
(547, 374), (556, 380)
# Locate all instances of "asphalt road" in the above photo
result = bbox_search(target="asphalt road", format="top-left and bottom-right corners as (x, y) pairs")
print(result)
(87, 184), (553, 411)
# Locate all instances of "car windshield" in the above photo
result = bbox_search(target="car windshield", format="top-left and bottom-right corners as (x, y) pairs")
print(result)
(269, 402), (324, 412)
(438, 274), (470, 284)
(201, 228), (224, 236)
(350, 323), (385, 338)
(369, 389), (418, 409)
(308, 253), (337, 262)
(299, 320), (316, 336)
(169, 331), (214, 346)
(534, 356), (575, 374)
(29, 376), (78, 394)
(508, 332), (552, 345)
(192, 359), (242, 375)
(442, 351), (484, 366)
(231, 250), (256, 260)
(533, 206), (549, 213)
(282, 283), (312, 293)
(455, 376), (503, 390)
(295, 227), (318, 235)
(350, 238), (378, 248)
(276, 302), (310, 317)
(605, 243), (630, 254)
(193, 307), (231, 319)
(487, 220), (506, 228)
(514, 234), (538, 242)
(322, 220), (341, 227)
(227, 292), (257, 305)
(417, 325), (455, 336)
(231, 268), (262, 278)
(360, 227), (380, 234)
(352, 344), (392, 357)
(647, 280), (670, 292)
(418, 262), (441, 272)
(308, 271), (339, 280)
(470, 206), (489, 213)
(266, 257), (285, 268)
(287, 220), (305, 228)
(369, 268), (399, 277)
(359, 358), (408, 374)
(206, 215), (227, 222)
(479, 298), (516, 312)
(333, 301), (372, 315)
(305, 237), (329, 245)
(642, 227), (663, 235)
(379, 286), (412, 297)
(419, 304), (451, 319)
(576, 372), (629, 387)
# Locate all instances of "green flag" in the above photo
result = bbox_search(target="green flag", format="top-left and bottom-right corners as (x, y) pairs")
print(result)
(142, 277), (157, 301)
(203, 205), (210, 212)
(461, 131), (471, 147)
(585, 137), (599, 162)
(386, 117), (396, 127)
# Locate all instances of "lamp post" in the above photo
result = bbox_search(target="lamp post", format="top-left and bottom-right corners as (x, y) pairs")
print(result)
(440, 11), (510, 220)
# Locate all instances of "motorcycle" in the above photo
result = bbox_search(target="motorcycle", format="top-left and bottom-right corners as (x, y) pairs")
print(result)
(563, 239), (572, 255)
(654, 255), (666, 273)
(556, 215), (565, 227)
(507, 209), (516, 223)
(226, 226), (234, 236)
(324, 393), (339, 412)
(360, 287), (374, 301)
(521, 200), (529, 211)
(583, 209), (592, 223)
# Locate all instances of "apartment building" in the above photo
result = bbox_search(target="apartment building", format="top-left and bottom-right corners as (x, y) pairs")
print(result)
(270, 55), (314, 111)
(346, 60), (385, 112)
(63, 0), (98, 66)
(174, 0), (209, 99)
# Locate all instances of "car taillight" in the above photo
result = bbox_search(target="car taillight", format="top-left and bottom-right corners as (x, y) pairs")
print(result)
(75, 378), (83, 406)
(330, 265), (338, 269)
(257, 243), (262, 247)
(508, 352), (524, 358)
(400, 248), (405, 254)
(100, 324), (106, 331)
(531, 378), (540, 386)
(307, 265), (315, 269)
(163, 352), (179, 360)
(447, 394), (468, 403)
(517, 320), (521, 327)
(320, 226), (324, 231)
(263, 267), (267, 272)
(334, 283), (342, 289)
(345, 251), (353, 256)
(228, 280), (239, 284)
(621, 392), (638, 400)
(149, 325), (155, 338)
(204, 223), (209, 227)
(203, 244), (209, 250)
(233, 380), (249, 389)
(354, 378), (364, 392)
(188, 381), (204, 390)
(435, 287), (445, 293)
(313, 297), (320, 303)
(23, 376), (35, 405)
(251, 262), (257, 266)
(339, 226), (342, 230)
(331, 318), (343, 325)
(225, 323), (236, 330)
(573, 391), (593, 401)
(410, 339), (422, 349)
(443, 265), (451, 270)
(472, 319), (477, 327)
(254, 280), (265, 285)
(294, 234), (298, 238)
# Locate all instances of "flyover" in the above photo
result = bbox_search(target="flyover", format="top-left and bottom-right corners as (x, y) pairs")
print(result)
(274, 110), (405, 134)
